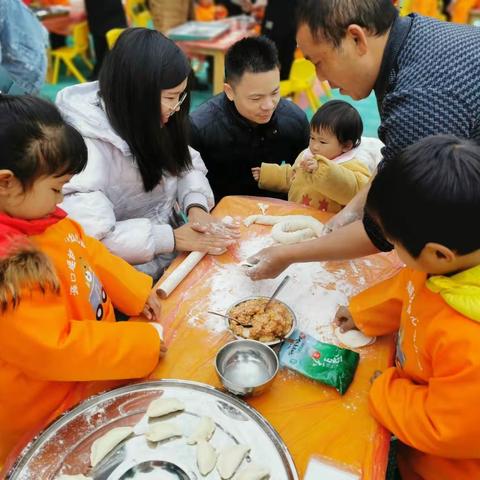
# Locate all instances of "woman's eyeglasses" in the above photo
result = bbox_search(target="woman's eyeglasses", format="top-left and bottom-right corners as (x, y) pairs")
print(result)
(162, 92), (188, 117)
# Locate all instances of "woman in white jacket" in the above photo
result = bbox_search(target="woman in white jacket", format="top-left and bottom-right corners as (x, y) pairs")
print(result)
(57, 28), (237, 279)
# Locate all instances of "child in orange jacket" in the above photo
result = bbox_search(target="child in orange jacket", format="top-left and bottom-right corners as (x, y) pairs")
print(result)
(335, 135), (480, 479)
(0, 95), (165, 464)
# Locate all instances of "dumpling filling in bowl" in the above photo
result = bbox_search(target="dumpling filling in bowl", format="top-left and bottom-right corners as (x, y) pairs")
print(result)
(228, 298), (294, 343)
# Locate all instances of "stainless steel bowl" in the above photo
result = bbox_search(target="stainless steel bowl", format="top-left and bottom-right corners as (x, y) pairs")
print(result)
(215, 339), (279, 396)
(226, 296), (297, 346)
(117, 460), (190, 480)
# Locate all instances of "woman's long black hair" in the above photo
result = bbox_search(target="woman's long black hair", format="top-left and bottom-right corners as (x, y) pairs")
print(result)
(99, 28), (192, 192)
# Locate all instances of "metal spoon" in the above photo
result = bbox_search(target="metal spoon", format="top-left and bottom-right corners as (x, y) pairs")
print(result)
(265, 275), (291, 310)
(208, 311), (252, 328)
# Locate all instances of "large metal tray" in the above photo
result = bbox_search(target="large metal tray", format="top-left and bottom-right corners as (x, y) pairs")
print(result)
(8, 380), (298, 480)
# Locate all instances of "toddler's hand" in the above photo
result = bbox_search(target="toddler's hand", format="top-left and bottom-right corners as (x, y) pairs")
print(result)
(300, 157), (318, 173)
(334, 306), (357, 332)
(251, 167), (261, 182)
(143, 287), (162, 321)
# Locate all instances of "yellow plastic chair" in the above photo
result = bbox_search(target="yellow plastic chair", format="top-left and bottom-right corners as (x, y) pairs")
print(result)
(133, 9), (152, 27)
(280, 58), (332, 112)
(50, 21), (93, 84)
(399, 0), (444, 19)
(106, 28), (126, 49)
(125, 0), (152, 27)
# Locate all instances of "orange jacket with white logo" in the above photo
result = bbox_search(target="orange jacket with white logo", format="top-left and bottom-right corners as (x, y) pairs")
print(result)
(0, 217), (162, 463)
(350, 266), (480, 480)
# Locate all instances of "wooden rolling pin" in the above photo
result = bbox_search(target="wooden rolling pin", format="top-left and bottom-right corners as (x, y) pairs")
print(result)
(156, 251), (206, 299)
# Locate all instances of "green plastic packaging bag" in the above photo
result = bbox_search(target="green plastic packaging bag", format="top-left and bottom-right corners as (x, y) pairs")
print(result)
(279, 330), (360, 395)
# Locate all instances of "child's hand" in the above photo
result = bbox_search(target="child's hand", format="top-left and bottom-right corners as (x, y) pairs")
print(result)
(300, 157), (318, 173)
(143, 287), (162, 321)
(251, 167), (261, 182)
(148, 323), (168, 359)
(334, 306), (357, 332)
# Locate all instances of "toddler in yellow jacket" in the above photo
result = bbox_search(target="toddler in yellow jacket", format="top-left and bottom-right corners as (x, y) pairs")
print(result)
(252, 100), (371, 212)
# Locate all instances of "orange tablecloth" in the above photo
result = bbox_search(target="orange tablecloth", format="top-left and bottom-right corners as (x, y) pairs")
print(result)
(151, 195), (402, 478)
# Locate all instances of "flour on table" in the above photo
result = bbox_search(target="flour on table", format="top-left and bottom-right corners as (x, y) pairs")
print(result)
(257, 203), (269, 215)
(187, 235), (367, 343)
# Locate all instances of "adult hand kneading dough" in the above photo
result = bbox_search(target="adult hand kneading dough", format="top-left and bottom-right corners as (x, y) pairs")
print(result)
(243, 215), (324, 245)
(157, 216), (237, 298)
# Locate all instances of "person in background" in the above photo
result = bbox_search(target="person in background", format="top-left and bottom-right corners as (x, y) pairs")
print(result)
(194, 0), (227, 21)
(57, 29), (238, 281)
(252, 100), (372, 212)
(260, 0), (298, 80)
(189, 36), (310, 202)
(84, 0), (127, 80)
(238, 0), (298, 81)
(335, 135), (480, 479)
(0, 94), (165, 465)
(0, 0), (47, 94)
(216, 0), (245, 16)
(193, 0), (227, 88)
(149, 0), (193, 34)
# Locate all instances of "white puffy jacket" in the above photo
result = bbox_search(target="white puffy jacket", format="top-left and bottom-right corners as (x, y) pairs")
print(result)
(56, 82), (214, 277)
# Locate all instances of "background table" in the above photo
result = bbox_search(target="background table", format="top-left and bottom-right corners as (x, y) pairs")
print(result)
(151, 195), (402, 478)
(175, 28), (255, 95)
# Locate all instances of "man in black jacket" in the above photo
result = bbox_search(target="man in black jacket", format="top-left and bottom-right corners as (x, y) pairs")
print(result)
(189, 36), (310, 202)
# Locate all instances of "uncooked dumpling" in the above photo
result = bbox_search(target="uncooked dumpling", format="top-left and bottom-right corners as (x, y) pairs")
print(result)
(196, 439), (217, 476)
(56, 475), (91, 480)
(145, 422), (182, 442)
(217, 444), (250, 479)
(234, 464), (270, 480)
(146, 397), (185, 418)
(187, 416), (216, 445)
(90, 426), (133, 467)
(334, 327), (375, 348)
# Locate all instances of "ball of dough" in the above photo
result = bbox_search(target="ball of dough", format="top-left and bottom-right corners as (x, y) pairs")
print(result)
(334, 327), (375, 348)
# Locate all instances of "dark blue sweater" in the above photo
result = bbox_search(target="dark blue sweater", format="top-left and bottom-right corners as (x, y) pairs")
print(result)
(366, 13), (480, 251)
(376, 14), (480, 164)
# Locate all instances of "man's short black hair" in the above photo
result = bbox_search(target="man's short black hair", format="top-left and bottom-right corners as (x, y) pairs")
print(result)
(297, 0), (398, 47)
(366, 135), (480, 258)
(311, 100), (362, 147)
(225, 36), (280, 85)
